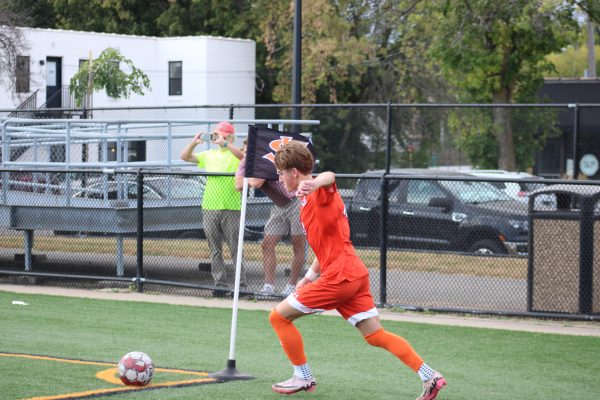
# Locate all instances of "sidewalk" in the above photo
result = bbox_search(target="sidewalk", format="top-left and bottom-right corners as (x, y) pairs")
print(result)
(2, 284), (600, 337)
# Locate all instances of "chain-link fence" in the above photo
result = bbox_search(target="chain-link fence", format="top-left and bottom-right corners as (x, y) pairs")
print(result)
(1, 104), (600, 319)
(2, 167), (599, 319)
(4, 103), (598, 179)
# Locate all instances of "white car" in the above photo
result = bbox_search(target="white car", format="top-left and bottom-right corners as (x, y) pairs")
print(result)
(463, 170), (555, 208)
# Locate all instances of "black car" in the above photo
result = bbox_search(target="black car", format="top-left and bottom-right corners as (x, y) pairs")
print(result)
(348, 169), (529, 255)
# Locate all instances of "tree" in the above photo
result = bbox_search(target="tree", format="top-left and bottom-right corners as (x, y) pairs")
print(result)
(0, 3), (29, 96)
(69, 47), (151, 107)
(546, 35), (600, 78)
(50, 0), (168, 36)
(7, 0), (56, 28)
(431, 0), (583, 171)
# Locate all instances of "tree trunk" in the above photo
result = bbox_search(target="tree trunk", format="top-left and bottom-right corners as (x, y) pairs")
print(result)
(492, 91), (517, 171)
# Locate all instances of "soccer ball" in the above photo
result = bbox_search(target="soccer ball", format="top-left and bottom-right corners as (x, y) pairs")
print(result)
(118, 351), (154, 386)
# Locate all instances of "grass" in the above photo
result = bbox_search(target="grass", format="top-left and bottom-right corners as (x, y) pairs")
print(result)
(1, 290), (599, 399)
(1, 234), (526, 279)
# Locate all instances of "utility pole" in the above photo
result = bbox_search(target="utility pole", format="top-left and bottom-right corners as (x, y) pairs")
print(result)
(291, 0), (302, 132)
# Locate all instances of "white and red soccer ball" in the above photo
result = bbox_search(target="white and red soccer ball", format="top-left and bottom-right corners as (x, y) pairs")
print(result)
(118, 351), (154, 386)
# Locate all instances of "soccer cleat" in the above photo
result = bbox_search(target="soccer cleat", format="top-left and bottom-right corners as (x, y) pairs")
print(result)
(416, 371), (446, 400)
(279, 283), (296, 297)
(272, 375), (317, 395)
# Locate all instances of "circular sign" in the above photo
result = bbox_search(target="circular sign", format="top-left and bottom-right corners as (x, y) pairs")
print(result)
(579, 153), (599, 177)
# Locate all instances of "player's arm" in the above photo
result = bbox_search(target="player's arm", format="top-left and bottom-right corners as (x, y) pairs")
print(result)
(296, 171), (335, 197)
(235, 173), (244, 192)
(180, 132), (203, 163)
(296, 258), (320, 289)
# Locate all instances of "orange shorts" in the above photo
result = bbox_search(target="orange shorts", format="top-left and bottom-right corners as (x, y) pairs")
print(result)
(287, 274), (378, 326)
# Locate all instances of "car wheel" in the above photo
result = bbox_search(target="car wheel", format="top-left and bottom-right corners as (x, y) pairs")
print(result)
(467, 239), (506, 255)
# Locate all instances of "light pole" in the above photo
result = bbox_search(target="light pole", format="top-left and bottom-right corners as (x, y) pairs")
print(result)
(291, 0), (302, 132)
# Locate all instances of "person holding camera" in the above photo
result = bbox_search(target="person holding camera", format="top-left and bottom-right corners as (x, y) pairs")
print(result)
(180, 121), (245, 297)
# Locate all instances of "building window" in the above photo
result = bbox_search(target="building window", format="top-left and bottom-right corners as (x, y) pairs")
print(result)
(79, 59), (88, 70)
(169, 61), (182, 96)
(16, 55), (30, 93)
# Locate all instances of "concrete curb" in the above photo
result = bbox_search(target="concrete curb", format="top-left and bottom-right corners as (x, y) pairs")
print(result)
(2, 284), (600, 337)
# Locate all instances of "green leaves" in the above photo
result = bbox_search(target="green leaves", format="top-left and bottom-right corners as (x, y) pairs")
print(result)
(430, 0), (581, 170)
(69, 47), (151, 107)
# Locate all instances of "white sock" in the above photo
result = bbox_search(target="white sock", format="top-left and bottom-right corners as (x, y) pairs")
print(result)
(293, 363), (313, 380)
(417, 363), (435, 382)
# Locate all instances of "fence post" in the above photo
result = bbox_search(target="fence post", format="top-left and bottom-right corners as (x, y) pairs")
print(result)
(1, 121), (7, 166)
(136, 170), (144, 293)
(378, 102), (392, 306)
(572, 103), (579, 179)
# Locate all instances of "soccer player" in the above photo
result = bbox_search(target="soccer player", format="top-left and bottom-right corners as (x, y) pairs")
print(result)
(269, 141), (446, 399)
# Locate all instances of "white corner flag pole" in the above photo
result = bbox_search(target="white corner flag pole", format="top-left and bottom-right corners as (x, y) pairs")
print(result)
(209, 176), (253, 380)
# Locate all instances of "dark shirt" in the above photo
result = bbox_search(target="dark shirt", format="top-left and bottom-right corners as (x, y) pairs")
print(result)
(236, 158), (295, 207)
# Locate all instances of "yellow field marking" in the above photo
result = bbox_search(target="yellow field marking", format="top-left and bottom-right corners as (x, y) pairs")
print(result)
(0, 352), (217, 400)
(24, 378), (217, 400)
(0, 352), (114, 367)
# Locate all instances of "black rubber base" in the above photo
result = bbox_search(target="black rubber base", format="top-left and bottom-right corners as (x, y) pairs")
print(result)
(209, 359), (254, 381)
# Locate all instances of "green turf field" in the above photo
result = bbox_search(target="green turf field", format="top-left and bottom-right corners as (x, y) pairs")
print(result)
(1, 290), (598, 399)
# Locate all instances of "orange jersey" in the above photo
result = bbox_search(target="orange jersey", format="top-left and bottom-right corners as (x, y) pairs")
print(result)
(300, 183), (368, 283)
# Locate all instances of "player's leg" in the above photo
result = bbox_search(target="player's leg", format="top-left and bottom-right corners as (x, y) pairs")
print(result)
(260, 234), (280, 292)
(341, 276), (446, 400)
(261, 207), (284, 294)
(270, 301), (316, 394)
(270, 279), (340, 395)
(283, 198), (306, 295)
(358, 318), (446, 399)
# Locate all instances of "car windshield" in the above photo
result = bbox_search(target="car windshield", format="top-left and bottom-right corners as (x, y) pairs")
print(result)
(439, 180), (512, 203)
(356, 177), (402, 202)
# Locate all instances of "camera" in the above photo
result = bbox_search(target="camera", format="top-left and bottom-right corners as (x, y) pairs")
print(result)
(198, 132), (214, 141)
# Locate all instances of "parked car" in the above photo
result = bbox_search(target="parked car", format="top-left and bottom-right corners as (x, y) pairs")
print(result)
(71, 176), (205, 201)
(0, 171), (62, 194)
(463, 169), (555, 207)
(348, 169), (529, 255)
(55, 176), (272, 239)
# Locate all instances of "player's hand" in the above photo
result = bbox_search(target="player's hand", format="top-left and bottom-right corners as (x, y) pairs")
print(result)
(296, 180), (316, 197)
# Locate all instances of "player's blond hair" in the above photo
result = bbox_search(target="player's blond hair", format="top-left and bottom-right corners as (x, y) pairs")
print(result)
(275, 141), (314, 175)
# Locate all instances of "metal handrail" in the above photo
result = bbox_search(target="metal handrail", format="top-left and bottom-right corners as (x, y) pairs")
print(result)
(8, 90), (39, 117)
(1, 118), (320, 168)
(38, 86), (76, 109)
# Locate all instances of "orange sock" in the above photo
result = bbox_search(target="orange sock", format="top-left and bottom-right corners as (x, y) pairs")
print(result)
(269, 309), (307, 366)
(364, 328), (424, 372)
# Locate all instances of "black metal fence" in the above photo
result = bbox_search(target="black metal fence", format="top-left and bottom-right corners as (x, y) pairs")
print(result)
(1, 167), (599, 320)
(3, 102), (600, 179)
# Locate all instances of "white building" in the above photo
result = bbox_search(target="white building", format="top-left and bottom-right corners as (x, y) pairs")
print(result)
(1, 27), (256, 164)
(1, 27), (256, 110)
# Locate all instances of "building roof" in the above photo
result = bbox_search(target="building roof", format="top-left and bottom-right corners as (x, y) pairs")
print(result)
(16, 26), (254, 43)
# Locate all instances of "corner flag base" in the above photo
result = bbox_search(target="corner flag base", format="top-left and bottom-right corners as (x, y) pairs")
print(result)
(209, 359), (254, 381)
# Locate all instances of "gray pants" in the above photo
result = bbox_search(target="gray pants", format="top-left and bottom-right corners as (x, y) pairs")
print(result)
(203, 209), (246, 287)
